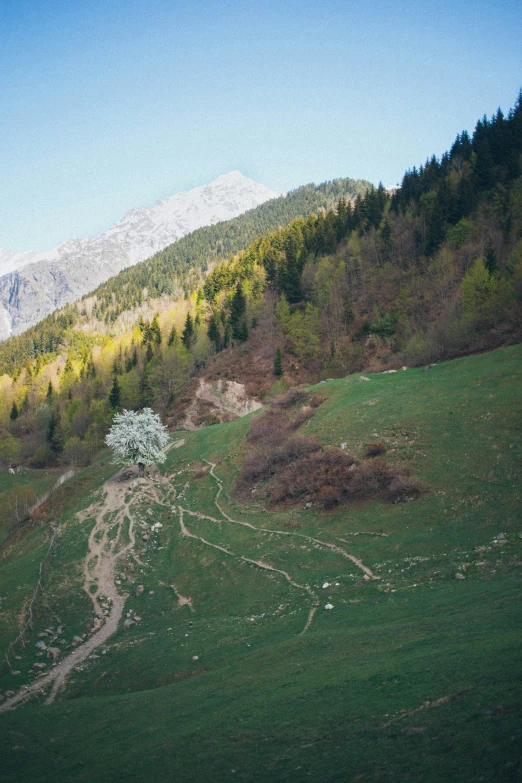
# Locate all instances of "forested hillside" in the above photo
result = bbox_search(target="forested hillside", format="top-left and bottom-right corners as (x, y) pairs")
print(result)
(0, 177), (369, 377)
(0, 93), (521, 483)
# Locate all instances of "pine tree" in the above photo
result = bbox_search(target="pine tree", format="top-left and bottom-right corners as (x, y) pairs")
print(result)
(181, 312), (194, 349)
(167, 326), (177, 346)
(223, 322), (231, 349)
(109, 377), (121, 409)
(139, 368), (153, 408)
(336, 196), (348, 240)
(274, 348), (283, 377)
(485, 244), (499, 274)
(10, 401), (18, 420)
(229, 283), (246, 339)
(237, 321), (248, 341)
(150, 314), (162, 344)
(48, 412), (65, 454)
(207, 312), (222, 351)
(46, 381), (54, 400)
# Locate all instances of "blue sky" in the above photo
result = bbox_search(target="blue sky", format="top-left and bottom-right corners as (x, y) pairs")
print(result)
(0, 0), (520, 251)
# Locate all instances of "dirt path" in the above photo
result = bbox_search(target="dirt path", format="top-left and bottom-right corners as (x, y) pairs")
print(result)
(0, 473), (137, 712)
(203, 460), (378, 580)
(178, 507), (319, 635)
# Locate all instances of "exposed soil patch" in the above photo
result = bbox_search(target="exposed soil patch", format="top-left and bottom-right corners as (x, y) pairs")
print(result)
(0, 470), (141, 712)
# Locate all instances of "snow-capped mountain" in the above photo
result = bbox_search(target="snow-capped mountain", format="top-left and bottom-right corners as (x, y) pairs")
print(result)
(0, 171), (282, 340)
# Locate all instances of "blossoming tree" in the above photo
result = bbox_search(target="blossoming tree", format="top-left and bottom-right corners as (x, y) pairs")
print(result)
(105, 408), (169, 475)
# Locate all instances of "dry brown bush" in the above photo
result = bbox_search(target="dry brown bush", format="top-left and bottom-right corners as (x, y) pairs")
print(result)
(386, 475), (424, 502)
(247, 410), (291, 446)
(309, 395), (327, 408)
(270, 452), (423, 508)
(270, 447), (357, 505)
(237, 385), (424, 509)
(289, 407), (314, 430)
(236, 435), (322, 492)
(365, 441), (387, 457)
(271, 387), (311, 409)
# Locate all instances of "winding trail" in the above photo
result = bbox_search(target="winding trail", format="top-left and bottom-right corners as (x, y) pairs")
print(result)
(170, 460), (377, 635)
(178, 507), (319, 634)
(0, 450), (378, 709)
(0, 473), (137, 712)
(203, 460), (378, 580)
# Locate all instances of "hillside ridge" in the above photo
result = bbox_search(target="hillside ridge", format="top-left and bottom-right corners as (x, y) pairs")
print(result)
(0, 171), (282, 339)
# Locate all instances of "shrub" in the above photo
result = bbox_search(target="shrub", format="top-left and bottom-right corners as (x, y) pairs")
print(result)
(289, 407), (314, 430)
(386, 475), (424, 502)
(271, 387), (311, 409)
(270, 448), (358, 505)
(247, 411), (291, 446)
(269, 451), (423, 509)
(309, 395), (327, 408)
(237, 435), (321, 492)
(238, 386), (425, 509)
(30, 444), (53, 468)
(365, 442), (386, 457)
(347, 457), (395, 498)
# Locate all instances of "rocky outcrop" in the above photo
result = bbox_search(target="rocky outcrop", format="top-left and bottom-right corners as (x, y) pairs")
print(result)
(180, 379), (262, 430)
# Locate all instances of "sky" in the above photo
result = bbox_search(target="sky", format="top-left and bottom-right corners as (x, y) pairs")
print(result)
(0, 0), (520, 252)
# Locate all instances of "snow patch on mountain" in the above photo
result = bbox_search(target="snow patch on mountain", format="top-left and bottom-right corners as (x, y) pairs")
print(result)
(0, 249), (36, 277)
(0, 172), (283, 340)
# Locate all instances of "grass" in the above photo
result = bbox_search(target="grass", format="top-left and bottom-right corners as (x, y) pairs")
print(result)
(0, 467), (61, 545)
(0, 345), (521, 782)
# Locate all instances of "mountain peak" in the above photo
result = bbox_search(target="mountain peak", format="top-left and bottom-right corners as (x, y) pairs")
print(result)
(0, 172), (282, 339)
(213, 170), (248, 183)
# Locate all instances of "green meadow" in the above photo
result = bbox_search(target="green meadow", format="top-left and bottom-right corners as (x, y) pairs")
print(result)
(0, 345), (521, 782)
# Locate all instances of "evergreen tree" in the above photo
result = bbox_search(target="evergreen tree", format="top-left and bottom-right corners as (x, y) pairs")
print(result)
(223, 322), (231, 349)
(336, 196), (349, 240)
(280, 232), (302, 303)
(167, 326), (177, 346)
(274, 348), (283, 377)
(181, 312), (194, 349)
(46, 381), (54, 400)
(108, 377), (121, 409)
(150, 313), (162, 344)
(139, 368), (153, 408)
(485, 244), (499, 275)
(237, 321), (248, 341)
(10, 401), (18, 420)
(48, 412), (65, 454)
(229, 283), (247, 339)
(207, 312), (222, 351)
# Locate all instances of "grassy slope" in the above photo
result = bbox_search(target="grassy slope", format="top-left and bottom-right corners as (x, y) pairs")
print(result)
(0, 469), (62, 545)
(0, 345), (521, 782)
(0, 455), (116, 661)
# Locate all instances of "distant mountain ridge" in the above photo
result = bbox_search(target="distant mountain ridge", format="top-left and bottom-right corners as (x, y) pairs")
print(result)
(0, 172), (282, 340)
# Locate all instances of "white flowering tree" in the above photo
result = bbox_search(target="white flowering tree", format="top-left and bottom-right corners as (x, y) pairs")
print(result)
(105, 408), (169, 475)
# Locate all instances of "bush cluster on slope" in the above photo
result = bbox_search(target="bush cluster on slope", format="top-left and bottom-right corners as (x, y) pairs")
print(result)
(236, 389), (423, 508)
